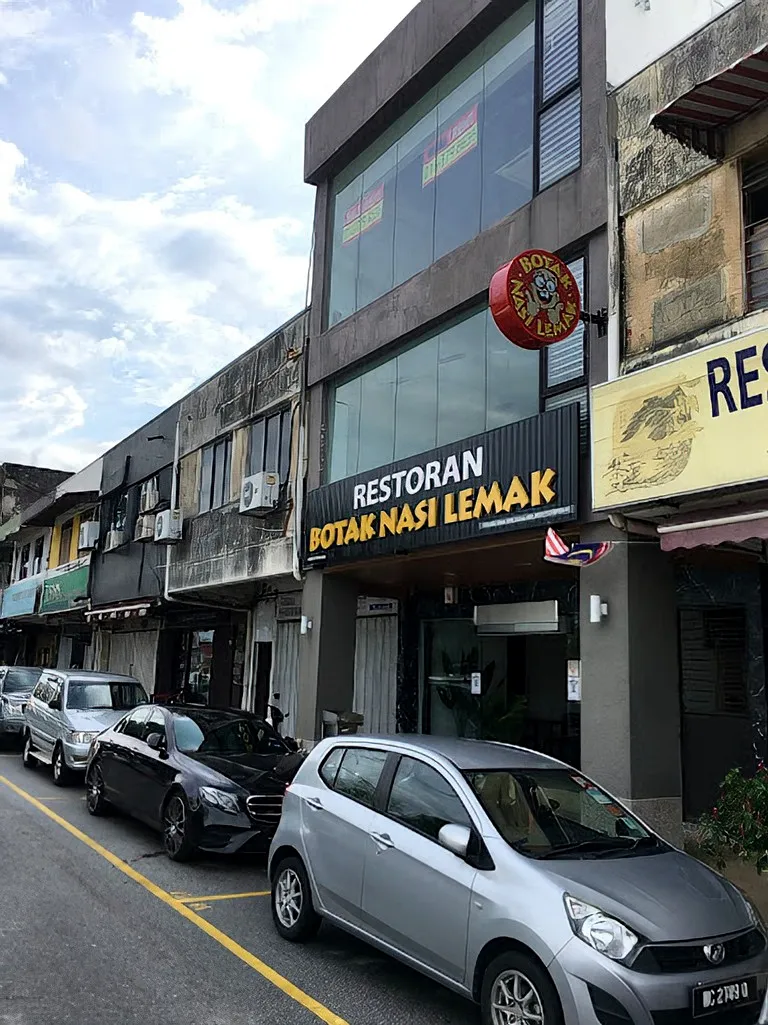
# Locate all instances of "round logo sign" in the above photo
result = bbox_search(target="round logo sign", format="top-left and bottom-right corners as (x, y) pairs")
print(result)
(489, 249), (582, 351)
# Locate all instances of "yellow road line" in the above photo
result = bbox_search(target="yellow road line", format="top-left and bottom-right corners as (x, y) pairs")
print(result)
(0, 775), (348, 1025)
(176, 890), (270, 903)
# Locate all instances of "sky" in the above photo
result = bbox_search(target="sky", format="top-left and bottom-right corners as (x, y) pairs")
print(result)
(0, 0), (419, 472)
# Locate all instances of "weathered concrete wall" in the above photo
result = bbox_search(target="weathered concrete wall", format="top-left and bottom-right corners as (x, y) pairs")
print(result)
(178, 310), (307, 459)
(623, 162), (744, 357)
(617, 0), (768, 216)
(171, 310), (307, 593)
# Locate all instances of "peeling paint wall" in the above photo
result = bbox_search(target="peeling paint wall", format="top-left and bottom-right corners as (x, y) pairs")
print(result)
(624, 163), (745, 357)
(617, 0), (768, 363)
(171, 310), (308, 594)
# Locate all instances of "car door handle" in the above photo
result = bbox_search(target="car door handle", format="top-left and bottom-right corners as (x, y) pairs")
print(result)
(305, 797), (323, 811)
(370, 831), (395, 849)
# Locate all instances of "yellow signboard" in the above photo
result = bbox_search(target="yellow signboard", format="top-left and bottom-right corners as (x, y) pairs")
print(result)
(592, 327), (768, 510)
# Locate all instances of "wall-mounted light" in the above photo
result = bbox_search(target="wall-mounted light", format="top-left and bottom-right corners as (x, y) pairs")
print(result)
(300, 615), (313, 635)
(589, 595), (609, 624)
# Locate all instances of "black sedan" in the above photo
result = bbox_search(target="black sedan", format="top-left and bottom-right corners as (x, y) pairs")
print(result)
(85, 704), (305, 861)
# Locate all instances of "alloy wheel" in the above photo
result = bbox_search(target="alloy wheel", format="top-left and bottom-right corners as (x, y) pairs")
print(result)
(491, 970), (545, 1025)
(275, 868), (303, 929)
(164, 796), (186, 857)
(87, 765), (104, 812)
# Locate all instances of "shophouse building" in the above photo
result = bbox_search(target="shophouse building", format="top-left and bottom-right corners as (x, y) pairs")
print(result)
(591, 1), (768, 828)
(296, 0), (614, 782)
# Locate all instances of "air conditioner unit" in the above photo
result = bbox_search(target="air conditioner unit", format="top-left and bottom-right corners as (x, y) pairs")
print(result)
(140, 478), (160, 513)
(78, 520), (100, 551)
(154, 508), (182, 544)
(104, 529), (126, 552)
(239, 472), (280, 515)
(133, 513), (156, 543)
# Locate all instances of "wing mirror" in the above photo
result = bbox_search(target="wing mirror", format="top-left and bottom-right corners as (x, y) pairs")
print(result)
(146, 732), (166, 752)
(438, 823), (472, 859)
(49, 697), (61, 712)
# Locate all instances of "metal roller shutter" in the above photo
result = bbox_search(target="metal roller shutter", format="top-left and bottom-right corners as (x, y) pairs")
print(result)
(106, 630), (159, 694)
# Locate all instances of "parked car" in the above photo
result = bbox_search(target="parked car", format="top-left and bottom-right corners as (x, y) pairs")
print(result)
(0, 666), (42, 742)
(269, 736), (768, 1025)
(85, 704), (305, 861)
(22, 669), (149, 785)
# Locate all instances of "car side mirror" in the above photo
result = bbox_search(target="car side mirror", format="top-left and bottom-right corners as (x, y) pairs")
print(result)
(438, 823), (472, 859)
(49, 697), (61, 711)
(146, 732), (165, 751)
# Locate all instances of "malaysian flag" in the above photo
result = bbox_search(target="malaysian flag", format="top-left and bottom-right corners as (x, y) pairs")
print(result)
(544, 528), (614, 568)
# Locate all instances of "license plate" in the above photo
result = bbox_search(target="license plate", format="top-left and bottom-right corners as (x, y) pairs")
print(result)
(692, 976), (758, 1017)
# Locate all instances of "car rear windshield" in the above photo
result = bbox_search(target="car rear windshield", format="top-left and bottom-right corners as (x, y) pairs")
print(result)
(466, 768), (661, 860)
(172, 710), (285, 756)
(66, 680), (149, 711)
(2, 668), (41, 694)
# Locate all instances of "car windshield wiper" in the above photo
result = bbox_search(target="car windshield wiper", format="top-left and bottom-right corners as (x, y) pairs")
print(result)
(536, 836), (658, 859)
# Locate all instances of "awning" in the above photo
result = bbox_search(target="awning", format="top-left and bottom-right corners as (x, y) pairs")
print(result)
(651, 42), (768, 157)
(658, 507), (768, 551)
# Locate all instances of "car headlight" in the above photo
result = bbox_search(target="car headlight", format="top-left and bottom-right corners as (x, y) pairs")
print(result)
(564, 895), (639, 961)
(199, 786), (240, 815)
(69, 731), (99, 745)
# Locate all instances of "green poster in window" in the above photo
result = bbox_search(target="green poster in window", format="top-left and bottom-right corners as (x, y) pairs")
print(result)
(40, 564), (89, 614)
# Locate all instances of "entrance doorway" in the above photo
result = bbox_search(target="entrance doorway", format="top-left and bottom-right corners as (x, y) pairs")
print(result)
(421, 618), (579, 765)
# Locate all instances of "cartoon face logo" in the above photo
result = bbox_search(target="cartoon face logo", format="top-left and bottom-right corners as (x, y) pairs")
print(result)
(489, 249), (582, 351)
(526, 267), (563, 326)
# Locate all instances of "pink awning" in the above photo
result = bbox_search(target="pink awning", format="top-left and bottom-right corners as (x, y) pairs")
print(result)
(658, 508), (768, 551)
(651, 42), (768, 157)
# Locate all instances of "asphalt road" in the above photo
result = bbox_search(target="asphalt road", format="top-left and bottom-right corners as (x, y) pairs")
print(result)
(0, 746), (480, 1025)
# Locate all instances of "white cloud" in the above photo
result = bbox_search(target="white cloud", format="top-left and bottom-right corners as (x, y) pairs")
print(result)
(0, 0), (420, 471)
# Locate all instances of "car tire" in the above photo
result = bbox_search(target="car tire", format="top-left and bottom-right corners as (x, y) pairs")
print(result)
(85, 760), (110, 816)
(22, 732), (37, 769)
(480, 950), (563, 1025)
(52, 744), (72, 788)
(271, 856), (321, 942)
(162, 791), (196, 862)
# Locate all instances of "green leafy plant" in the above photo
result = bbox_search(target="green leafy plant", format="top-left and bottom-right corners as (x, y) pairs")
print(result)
(700, 763), (768, 873)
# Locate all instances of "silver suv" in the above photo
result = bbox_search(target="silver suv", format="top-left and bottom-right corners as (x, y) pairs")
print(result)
(23, 669), (148, 785)
(269, 735), (768, 1025)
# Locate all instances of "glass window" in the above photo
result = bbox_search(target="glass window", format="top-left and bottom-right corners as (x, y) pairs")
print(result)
(58, 520), (74, 567)
(466, 769), (660, 859)
(66, 679), (148, 712)
(546, 258), (585, 388)
(542, 0), (579, 102)
(437, 313), (486, 446)
(264, 414), (280, 476)
(279, 410), (292, 481)
(539, 89), (581, 191)
(1, 668), (41, 694)
(319, 747), (344, 788)
(121, 707), (150, 740)
(18, 543), (30, 580)
(145, 708), (167, 744)
(329, 305), (541, 481)
(333, 747), (389, 807)
(387, 756), (471, 841)
(171, 709), (285, 754)
(394, 336), (439, 460)
(249, 409), (292, 483)
(327, 4), (539, 326)
(481, 10), (536, 232)
(249, 418), (265, 476)
(199, 437), (232, 512)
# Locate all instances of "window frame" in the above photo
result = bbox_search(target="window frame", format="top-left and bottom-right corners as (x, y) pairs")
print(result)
(319, 745), (394, 810)
(247, 407), (293, 483)
(535, 0), (582, 193)
(381, 754), (475, 845)
(18, 543), (31, 580)
(199, 435), (233, 514)
(57, 518), (75, 568)
(742, 153), (768, 314)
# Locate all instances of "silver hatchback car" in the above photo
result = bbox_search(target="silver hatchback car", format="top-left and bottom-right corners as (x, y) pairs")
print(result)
(23, 669), (148, 785)
(269, 736), (768, 1025)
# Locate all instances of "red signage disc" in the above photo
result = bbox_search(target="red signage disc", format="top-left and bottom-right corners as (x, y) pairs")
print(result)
(489, 250), (582, 351)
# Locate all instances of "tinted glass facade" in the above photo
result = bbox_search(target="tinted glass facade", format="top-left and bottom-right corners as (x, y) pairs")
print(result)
(329, 255), (588, 482)
(326, 0), (582, 329)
